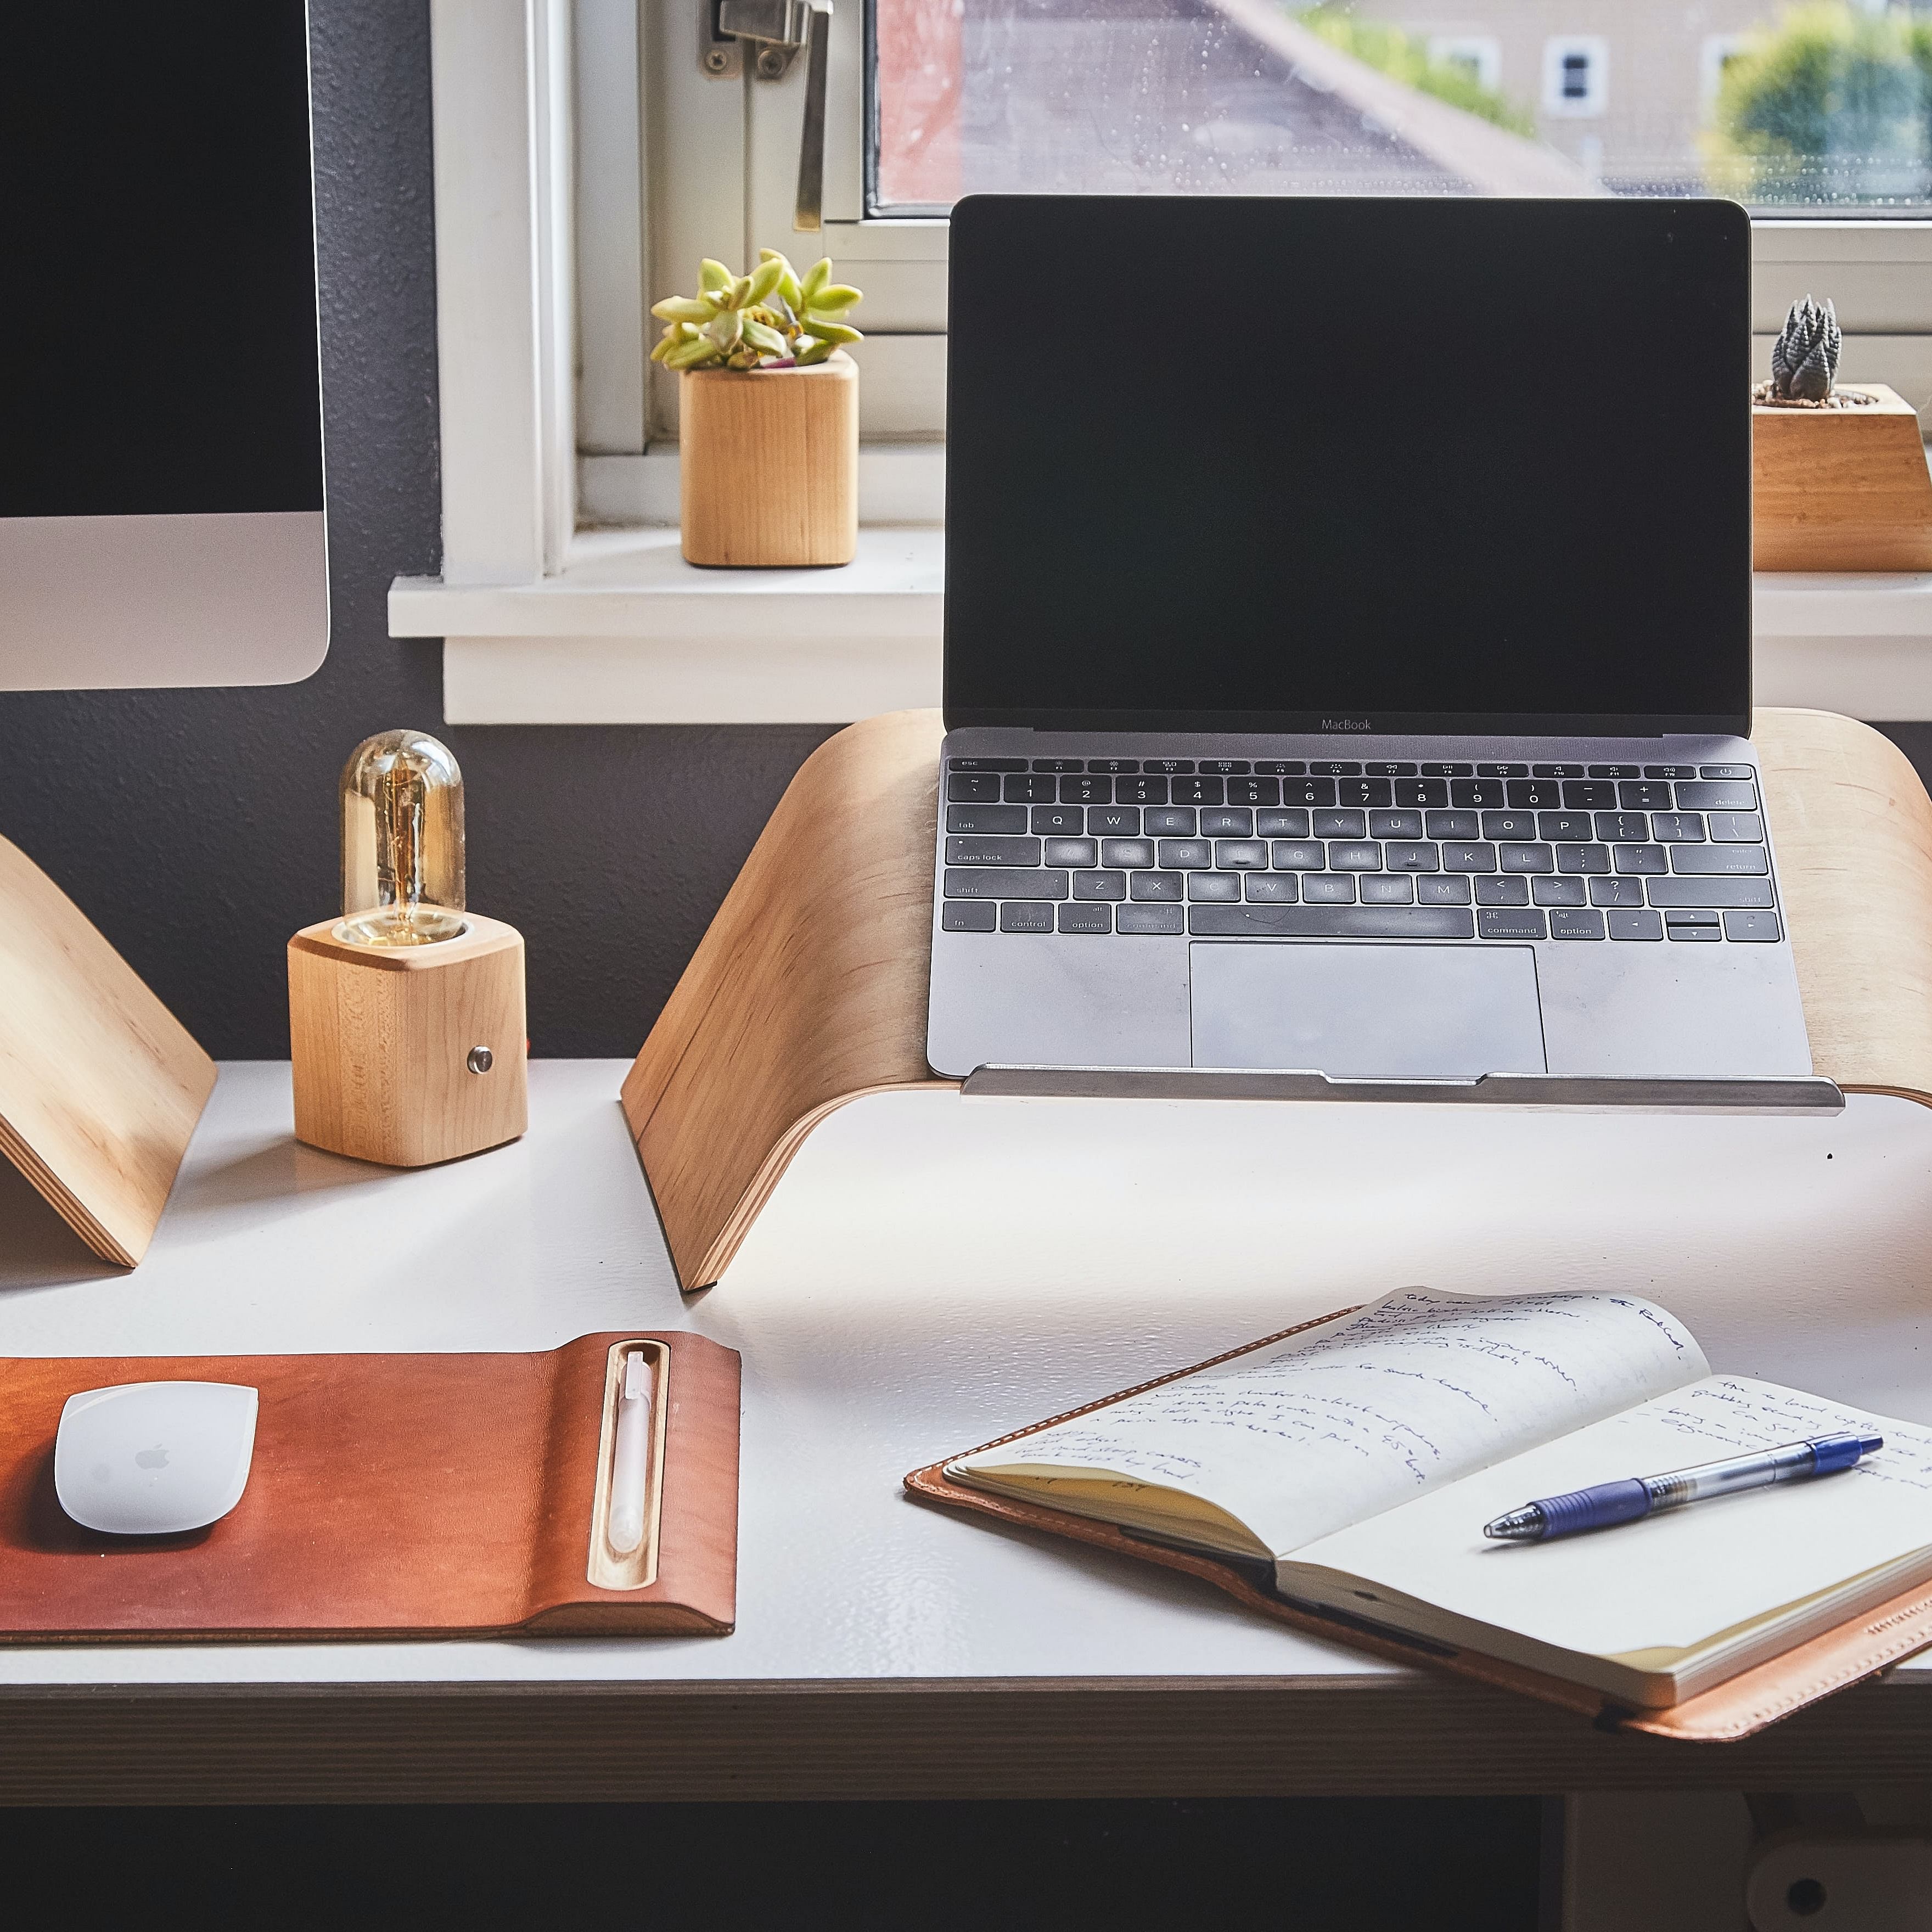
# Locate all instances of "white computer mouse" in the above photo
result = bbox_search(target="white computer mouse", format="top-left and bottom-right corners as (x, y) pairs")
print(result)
(53, 1381), (259, 1535)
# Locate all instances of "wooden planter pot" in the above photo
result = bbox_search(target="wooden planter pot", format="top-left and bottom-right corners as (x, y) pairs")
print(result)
(1754, 382), (1932, 571)
(679, 352), (858, 567)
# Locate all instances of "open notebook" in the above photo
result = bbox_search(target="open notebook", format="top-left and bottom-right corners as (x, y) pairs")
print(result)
(936, 1290), (1932, 1711)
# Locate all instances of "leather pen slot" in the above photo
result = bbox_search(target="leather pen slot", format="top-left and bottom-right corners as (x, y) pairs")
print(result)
(585, 1339), (669, 1591)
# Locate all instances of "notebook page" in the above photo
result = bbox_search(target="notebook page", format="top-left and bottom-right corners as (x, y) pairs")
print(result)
(1287, 1377), (1932, 1659)
(954, 1289), (1707, 1557)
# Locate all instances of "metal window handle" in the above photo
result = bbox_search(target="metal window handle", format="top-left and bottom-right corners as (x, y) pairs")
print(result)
(716, 0), (815, 70)
(793, 2), (832, 232)
(707, 0), (833, 233)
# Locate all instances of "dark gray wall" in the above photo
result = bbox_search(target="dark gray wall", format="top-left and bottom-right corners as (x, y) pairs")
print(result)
(0, 0), (833, 1062)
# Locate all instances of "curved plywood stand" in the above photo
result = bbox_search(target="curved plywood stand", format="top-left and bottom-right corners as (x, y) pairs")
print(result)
(621, 710), (953, 1289)
(622, 706), (1932, 1290)
(0, 834), (216, 1267)
(1754, 707), (1932, 1096)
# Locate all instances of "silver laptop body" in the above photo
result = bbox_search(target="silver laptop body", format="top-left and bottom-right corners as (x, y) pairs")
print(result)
(926, 725), (1806, 1083)
(928, 196), (1810, 1091)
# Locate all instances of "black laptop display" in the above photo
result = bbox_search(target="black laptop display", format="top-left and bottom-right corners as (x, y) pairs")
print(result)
(943, 195), (1751, 738)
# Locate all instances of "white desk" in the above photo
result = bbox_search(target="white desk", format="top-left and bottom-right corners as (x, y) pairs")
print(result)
(6, 1063), (1932, 1801)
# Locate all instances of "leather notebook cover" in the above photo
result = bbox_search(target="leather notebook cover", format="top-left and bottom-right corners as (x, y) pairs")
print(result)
(905, 1311), (1932, 1742)
(0, 1332), (739, 1641)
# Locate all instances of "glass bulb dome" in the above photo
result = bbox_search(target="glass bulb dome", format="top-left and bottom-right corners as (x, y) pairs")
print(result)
(335, 730), (467, 947)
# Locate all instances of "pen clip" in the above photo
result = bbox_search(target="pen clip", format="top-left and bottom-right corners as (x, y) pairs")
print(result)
(623, 1354), (650, 1402)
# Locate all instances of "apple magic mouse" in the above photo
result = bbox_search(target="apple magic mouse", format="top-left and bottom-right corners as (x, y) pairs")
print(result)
(54, 1381), (259, 1535)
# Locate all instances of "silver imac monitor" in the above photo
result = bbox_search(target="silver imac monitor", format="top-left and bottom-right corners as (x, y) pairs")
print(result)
(0, 3), (328, 691)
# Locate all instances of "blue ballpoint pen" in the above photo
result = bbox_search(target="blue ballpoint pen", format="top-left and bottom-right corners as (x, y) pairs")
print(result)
(1481, 1432), (1885, 1543)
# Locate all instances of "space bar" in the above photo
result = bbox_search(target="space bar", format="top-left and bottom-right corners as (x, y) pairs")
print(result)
(1188, 907), (1475, 939)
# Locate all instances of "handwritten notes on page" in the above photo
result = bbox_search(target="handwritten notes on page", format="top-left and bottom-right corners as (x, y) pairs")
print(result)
(954, 1289), (1708, 1558)
(1294, 1376), (1932, 1659)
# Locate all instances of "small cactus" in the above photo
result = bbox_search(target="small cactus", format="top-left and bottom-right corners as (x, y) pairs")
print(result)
(650, 250), (862, 373)
(1770, 294), (1840, 403)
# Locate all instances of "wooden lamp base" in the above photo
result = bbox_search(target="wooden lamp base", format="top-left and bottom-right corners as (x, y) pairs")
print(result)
(289, 911), (528, 1167)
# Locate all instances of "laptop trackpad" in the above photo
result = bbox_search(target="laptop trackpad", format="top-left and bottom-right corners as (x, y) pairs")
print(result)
(1190, 942), (1547, 1079)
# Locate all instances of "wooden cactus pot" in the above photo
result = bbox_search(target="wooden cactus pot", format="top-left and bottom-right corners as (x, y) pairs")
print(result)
(679, 352), (858, 568)
(1753, 383), (1932, 572)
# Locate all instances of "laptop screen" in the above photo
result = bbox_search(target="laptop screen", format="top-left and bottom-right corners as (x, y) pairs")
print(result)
(943, 196), (1751, 737)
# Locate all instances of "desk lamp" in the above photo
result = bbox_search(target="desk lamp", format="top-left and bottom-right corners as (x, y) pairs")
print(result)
(288, 732), (526, 1167)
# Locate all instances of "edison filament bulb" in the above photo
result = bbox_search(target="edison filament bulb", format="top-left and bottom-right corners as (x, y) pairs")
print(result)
(335, 731), (467, 947)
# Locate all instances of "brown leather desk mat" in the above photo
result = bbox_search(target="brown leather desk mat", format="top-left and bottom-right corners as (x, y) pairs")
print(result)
(907, 1311), (1932, 1743)
(0, 1332), (739, 1641)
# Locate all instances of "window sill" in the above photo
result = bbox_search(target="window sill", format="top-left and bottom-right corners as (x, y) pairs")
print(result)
(390, 537), (1932, 725)
(391, 526), (943, 724)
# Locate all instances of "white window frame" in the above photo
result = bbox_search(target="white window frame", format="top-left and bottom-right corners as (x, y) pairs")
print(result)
(395, 0), (1932, 726)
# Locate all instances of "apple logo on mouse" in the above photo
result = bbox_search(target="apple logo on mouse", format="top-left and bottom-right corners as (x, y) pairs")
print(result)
(54, 1383), (259, 1536)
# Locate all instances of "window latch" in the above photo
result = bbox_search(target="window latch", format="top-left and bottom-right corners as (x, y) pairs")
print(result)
(704, 0), (833, 233)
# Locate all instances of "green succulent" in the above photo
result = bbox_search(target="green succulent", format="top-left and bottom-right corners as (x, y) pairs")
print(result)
(650, 250), (863, 372)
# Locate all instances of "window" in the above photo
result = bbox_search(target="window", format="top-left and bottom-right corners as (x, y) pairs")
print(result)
(1428, 34), (1502, 95)
(433, 1), (1932, 575)
(403, 0), (1932, 725)
(863, 2), (1932, 210)
(1540, 35), (1607, 120)
(1700, 32), (1751, 112)
(704, 1), (1932, 443)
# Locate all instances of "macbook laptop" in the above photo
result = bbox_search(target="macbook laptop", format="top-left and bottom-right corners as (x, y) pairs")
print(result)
(927, 194), (1812, 1087)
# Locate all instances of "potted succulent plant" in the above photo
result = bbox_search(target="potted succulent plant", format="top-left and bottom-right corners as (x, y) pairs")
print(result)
(1753, 294), (1932, 571)
(652, 250), (864, 567)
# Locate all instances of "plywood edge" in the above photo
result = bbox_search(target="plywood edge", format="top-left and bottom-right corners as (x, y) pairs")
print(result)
(1841, 1084), (1932, 1110)
(0, 1114), (139, 1268)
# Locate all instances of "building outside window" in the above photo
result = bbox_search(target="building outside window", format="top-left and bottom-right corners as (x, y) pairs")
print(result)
(872, 0), (1932, 207)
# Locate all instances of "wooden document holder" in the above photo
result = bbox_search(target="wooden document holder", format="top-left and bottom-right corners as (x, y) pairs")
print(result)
(622, 707), (1932, 1291)
(0, 832), (215, 1267)
(289, 912), (528, 1167)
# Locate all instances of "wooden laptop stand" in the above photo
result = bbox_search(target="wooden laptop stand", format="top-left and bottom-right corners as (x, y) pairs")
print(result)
(621, 707), (1932, 1291)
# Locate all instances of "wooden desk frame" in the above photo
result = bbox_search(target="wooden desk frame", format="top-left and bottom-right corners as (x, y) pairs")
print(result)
(621, 707), (1932, 1291)
(9, 1673), (1932, 1805)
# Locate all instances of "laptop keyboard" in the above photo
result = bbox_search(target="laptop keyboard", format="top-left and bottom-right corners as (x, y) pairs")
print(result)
(939, 757), (1778, 944)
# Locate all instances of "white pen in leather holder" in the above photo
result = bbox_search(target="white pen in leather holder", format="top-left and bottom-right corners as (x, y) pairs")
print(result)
(586, 1340), (670, 1590)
